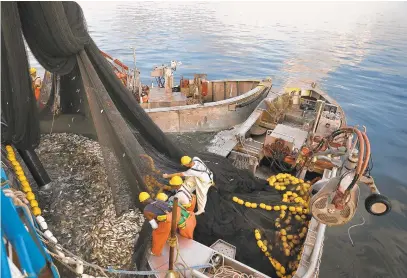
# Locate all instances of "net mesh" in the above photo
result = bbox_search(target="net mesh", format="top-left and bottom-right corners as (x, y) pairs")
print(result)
(1, 2), (311, 277)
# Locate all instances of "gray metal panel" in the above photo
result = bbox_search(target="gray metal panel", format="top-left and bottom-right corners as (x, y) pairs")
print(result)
(270, 124), (308, 150)
(148, 236), (214, 278)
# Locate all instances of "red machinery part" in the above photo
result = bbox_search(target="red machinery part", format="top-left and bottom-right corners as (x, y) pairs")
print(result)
(201, 81), (208, 97)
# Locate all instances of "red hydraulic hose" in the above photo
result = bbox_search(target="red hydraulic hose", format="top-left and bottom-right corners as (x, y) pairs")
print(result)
(361, 131), (370, 175)
(341, 127), (365, 176)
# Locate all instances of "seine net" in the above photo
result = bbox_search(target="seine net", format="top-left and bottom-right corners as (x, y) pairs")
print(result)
(1, 2), (311, 277)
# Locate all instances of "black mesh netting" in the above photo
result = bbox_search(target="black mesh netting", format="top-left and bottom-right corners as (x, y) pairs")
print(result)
(1, 2), (311, 277)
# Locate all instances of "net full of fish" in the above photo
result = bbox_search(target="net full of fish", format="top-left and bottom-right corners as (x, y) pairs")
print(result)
(33, 133), (144, 273)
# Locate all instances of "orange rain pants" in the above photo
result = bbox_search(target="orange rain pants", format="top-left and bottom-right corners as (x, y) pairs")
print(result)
(185, 195), (197, 213)
(34, 87), (40, 101)
(178, 212), (196, 239)
(151, 208), (197, 256)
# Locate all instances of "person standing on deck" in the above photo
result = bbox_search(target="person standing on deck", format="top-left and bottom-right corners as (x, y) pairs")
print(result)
(139, 192), (196, 256)
(163, 156), (214, 215)
(29, 68), (42, 102)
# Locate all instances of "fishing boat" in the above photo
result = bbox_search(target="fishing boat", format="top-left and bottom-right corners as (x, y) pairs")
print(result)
(100, 50), (273, 133)
(3, 82), (392, 278)
(2, 2), (393, 278)
(5, 74), (393, 278)
(145, 84), (392, 278)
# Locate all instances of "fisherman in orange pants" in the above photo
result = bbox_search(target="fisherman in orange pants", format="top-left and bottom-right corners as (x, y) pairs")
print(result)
(29, 67), (42, 101)
(139, 192), (196, 256)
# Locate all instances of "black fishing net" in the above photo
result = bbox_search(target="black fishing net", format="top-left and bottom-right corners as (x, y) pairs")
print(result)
(1, 2), (311, 277)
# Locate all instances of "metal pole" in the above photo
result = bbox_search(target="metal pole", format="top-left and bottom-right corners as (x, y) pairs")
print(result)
(169, 197), (178, 271)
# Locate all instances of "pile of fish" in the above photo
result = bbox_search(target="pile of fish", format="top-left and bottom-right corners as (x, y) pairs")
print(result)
(35, 133), (144, 272)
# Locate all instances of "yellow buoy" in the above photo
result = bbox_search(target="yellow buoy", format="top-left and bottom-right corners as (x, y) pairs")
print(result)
(30, 200), (39, 208)
(14, 166), (23, 172)
(260, 203), (266, 209)
(296, 206), (303, 213)
(238, 199), (244, 205)
(21, 180), (29, 187)
(274, 206), (280, 211)
(7, 156), (16, 162)
(289, 206), (296, 212)
(266, 205), (272, 211)
(251, 203), (258, 208)
(281, 205), (287, 211)
(22, 186), (32, 193)
(232, 196), (239, 202)
(245, 202), (252, 207)
(32, 206), (41, 216)
(257, 240), (264, 248)
(255, 233), (261, 240)
(280, 229), (287, 235)
(26, 192), (35, 201)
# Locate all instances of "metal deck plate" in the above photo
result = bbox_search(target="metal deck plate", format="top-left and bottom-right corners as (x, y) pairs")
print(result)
(148, 236), (214, 278)
(210, 239), (236, 259)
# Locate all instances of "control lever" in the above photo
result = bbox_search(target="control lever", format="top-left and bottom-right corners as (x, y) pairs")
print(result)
(359, 176), (391, 216)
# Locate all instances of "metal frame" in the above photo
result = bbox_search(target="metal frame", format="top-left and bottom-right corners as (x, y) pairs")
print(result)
(1, 167), (59, 278)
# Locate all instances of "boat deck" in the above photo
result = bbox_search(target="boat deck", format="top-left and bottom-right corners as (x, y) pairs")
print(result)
(142, 87), (187, 109)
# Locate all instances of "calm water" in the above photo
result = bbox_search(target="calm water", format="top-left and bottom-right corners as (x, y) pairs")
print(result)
(33, 2), (407, 277)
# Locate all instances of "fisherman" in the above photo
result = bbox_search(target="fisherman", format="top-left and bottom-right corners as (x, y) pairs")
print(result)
(116, 71), (127, 86)
(139, 192), (196, 256)
(29, 68), (42, 101)
(163, 156), (214, 215)
(167, 176), (197, 213)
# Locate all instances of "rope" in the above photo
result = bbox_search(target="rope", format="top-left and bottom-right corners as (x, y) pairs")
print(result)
(347, 186), (365, 247)
(213, 254), (254, 278)
(106, 264), (212, 275)
(1, 180), (10, 186)
(2, 188), (33, 225)
(50, 76), (60, 134)
(167, 236), (177, 248)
